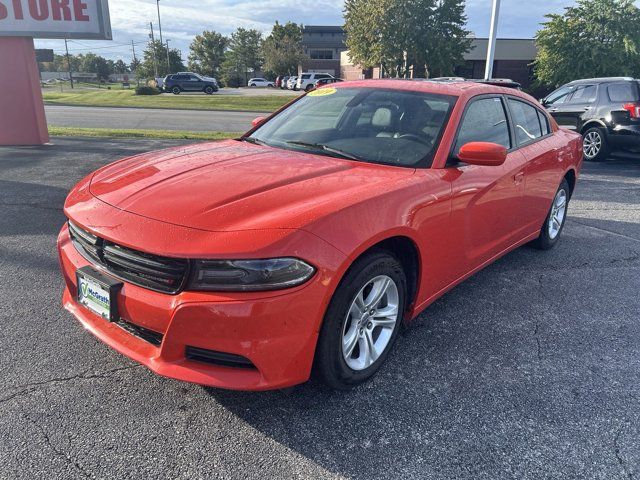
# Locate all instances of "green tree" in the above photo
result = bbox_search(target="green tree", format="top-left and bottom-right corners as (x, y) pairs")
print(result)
(224, 28), (263, 85)
(534, 0), (640, 87)
(137, 40), (185, 79)
(188, 30), (228, 78)
(113, 59), (129, 74)
(262, 21), (306, 75)
(79, 53), (111, 80)
(344, 0), (470, 78)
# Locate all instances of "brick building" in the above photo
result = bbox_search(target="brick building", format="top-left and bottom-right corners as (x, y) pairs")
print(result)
(299, 26), (347, 76)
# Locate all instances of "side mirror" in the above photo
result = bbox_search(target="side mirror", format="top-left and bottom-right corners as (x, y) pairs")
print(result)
(457, 142), (507, 166)
(540, 98), (548, 107)
(252, 117), (266, 127)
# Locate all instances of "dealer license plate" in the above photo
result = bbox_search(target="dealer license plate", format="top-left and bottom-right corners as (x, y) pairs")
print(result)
(76, 266), (122, 321)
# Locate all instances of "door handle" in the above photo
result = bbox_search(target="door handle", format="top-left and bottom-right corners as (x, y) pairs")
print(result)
(514, 171), (525, 184)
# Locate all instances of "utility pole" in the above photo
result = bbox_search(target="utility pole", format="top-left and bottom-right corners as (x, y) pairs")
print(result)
(64, 37), (74, 89)
(156, 0), (164, 74)
(165, 39), (171, 75)
(149, 22), (158, 78)
(484, 0), (501, 80)
(131, 40), (139, 85)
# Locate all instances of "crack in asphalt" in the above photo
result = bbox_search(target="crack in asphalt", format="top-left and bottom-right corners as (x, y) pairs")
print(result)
(24, 415), (92, 479)
(614, 427), (634, 480)
(0, 365), (142, 405)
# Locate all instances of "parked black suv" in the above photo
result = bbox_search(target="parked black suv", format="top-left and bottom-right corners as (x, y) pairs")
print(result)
(542, 77), (640, 161)
(163, 73), (219, 95)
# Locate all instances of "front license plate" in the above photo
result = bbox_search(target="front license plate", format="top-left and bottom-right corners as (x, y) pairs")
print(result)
(76, 266), (122, 322)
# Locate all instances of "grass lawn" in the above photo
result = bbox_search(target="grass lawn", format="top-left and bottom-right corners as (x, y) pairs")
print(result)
(42, 88), (293, 112)
(49, 127), (241, 141)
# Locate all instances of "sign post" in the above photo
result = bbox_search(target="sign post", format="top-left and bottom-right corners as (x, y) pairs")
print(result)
(0, 0), (112, 146)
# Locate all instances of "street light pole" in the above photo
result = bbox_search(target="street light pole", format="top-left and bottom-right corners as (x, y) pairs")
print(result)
(156, 0), (164, 74)
(484, 0), (501, 80)
(165, 39), (171, 75)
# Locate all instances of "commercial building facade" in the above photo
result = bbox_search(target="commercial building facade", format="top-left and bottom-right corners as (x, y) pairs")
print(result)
(300, 27), (538, 91)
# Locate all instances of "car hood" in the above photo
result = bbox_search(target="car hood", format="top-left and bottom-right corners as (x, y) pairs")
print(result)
(89, 140), (415, 232)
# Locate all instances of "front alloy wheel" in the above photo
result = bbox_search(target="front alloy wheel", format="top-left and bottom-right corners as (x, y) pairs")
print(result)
(342, 275), (399, 371)
(315, 251), (406, 389)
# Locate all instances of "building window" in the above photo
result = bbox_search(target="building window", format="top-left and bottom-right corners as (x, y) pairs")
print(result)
(309, 49), (334, 60)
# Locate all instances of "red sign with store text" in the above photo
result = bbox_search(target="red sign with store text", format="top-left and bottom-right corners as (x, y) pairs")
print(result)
(0, 0), (111, 39)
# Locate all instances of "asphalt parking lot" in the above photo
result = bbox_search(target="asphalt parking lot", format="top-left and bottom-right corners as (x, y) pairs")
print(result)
(1, 137), (638, 479)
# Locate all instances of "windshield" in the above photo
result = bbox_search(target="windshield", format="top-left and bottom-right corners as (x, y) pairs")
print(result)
(247, 87), (456, 167)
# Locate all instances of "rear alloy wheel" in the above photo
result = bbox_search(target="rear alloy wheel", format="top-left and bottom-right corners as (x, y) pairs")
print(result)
(204, 86), (214, 95)
(315, 251), (406, 390)
(582, 127), (609, 162)
(171, 86), (181, 95)
(532, 178), (570, 250)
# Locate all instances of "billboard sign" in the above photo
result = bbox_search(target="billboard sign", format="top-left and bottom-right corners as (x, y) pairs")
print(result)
(35, 47), (53, 61)
(0, 0), (111, 39)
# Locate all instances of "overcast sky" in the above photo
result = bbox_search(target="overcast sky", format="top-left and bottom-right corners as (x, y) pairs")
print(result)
(32, 0), (600, 62)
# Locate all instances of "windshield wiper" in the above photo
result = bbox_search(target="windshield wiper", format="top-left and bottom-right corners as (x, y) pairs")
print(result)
(285, 141), (362, 161)
(242, 137), (270, 146)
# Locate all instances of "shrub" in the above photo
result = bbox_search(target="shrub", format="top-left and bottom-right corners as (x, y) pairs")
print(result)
(135, 85), (160, 96)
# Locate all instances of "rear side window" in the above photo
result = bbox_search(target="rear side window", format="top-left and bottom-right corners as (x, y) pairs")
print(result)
(454, 97), (511, 153)
(568, 85), (597, 104)
(607, 83), (637, 102)
(537, 110), (550, 135)
(508, 99), (543, 145)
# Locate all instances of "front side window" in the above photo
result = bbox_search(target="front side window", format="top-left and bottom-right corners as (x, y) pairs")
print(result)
(454, 97), (511, 153)
(545, 85), (573, 106)
(248, 88), (456, 167)
(508, 99), (543, 145)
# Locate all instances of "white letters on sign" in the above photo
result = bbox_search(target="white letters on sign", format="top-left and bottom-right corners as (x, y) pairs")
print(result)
(0, 0), (111, 39)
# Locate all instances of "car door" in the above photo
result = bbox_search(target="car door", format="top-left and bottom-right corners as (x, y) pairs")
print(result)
(446, 95), (528, 276)
(506, 97), (562, 233)
(543, 84), (575, 127)
(553, 84), (597, 131)
(185, 75), (202, 91)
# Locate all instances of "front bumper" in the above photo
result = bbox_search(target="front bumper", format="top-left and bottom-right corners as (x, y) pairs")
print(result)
(58, 224), (336, 390)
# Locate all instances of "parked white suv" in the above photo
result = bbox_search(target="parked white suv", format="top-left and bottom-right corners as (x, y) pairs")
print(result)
(286, 76), (298, 90)
(248, 78), (275, 88)
(296, 73), (334, 92)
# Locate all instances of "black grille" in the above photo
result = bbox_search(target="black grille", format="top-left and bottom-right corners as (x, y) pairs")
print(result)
(68, 221), (189, 294)
(115, 319), (164, 347)
(185, 346), (256, 369)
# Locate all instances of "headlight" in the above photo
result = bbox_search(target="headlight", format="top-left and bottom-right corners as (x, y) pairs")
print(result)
(188, 258), (316, 292)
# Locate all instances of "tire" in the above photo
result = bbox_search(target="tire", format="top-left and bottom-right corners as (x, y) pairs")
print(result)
(250, 83), (256, 87)
(305, 84), (314, 92)
(532, 178), (570, 250)
(582, 127), (609, 162)
(204, 86), (214, 95)
(171, 86), (181, 95)
(314, 251), (406, 390)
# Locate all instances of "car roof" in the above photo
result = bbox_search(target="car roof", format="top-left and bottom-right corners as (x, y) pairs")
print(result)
(329, 78), (533, 100)
(568, 77), (636, 85)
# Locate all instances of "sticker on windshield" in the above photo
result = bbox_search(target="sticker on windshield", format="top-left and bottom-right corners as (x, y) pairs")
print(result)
(308, 87), (337, 97)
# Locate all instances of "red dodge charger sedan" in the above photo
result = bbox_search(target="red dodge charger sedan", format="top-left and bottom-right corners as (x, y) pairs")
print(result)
(58, 80), (583, 390)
